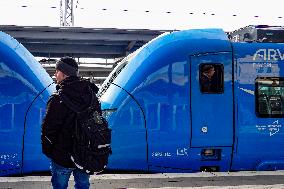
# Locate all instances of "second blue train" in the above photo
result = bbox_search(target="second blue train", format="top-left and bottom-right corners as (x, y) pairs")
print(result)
(99, 25), (284, 172)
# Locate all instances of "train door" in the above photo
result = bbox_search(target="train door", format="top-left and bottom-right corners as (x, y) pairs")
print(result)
(190, 52), (233, 170)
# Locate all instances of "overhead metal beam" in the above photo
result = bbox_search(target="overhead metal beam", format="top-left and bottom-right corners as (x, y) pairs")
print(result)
(42, 63), (113, 78)
(34, 52), (122, 59)
(6, 30), (157, 41)
(22, 43), (125, 54)
(0, 25), (172, 59)
(18, 38), (144, 46)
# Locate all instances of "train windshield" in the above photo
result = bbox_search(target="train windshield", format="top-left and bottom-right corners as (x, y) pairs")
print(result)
(98, 48), (141, 98)
(256, 77), (284, 117)
(98, 32), (170, 98)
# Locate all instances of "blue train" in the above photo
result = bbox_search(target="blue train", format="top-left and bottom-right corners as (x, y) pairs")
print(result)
(1, 25), (284, 176)
(99, 25), (284, 172)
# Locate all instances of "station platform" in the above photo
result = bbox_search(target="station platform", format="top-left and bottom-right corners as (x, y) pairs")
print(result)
(1, 171), (284, 189)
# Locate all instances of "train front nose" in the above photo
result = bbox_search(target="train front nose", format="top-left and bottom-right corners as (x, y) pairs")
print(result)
(100, 84), (148, 171)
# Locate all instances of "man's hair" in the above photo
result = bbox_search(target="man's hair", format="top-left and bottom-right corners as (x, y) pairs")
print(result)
(55, 57), (79, 76)
(202, 65), (214, 73)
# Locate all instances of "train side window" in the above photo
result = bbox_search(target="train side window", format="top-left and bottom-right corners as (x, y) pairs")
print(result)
(256, 77), (284, 118)
(199, 64), (224, 93)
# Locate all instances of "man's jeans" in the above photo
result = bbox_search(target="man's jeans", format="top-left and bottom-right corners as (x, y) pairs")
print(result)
(51, 161), (90, 189)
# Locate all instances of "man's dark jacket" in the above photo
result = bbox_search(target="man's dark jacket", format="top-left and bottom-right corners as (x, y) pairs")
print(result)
(41, 76), (99, 168)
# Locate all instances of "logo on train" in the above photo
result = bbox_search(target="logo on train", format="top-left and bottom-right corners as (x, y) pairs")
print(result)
(253, 49), (284, 61)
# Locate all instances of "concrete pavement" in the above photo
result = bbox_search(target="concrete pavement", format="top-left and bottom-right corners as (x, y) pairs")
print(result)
(1, 171), (284, 188)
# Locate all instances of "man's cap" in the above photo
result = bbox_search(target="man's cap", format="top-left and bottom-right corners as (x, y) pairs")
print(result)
(55, 57), (78, 76)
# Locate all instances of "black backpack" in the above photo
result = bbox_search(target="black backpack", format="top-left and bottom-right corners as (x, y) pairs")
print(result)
(71, 105), (112, 174)
(59, 86), (111, 174)
(59, 85), (112, 174)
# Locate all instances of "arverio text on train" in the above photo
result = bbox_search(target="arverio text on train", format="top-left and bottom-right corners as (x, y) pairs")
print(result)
(1, 25), (284, 176)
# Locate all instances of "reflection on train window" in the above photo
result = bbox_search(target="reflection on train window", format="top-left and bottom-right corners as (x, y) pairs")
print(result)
(147, 104), (158, 130)
(0, 104), (13, 131)
(130, 106), (143, 129)
(159, 103), (171, 132)
(114, 102), (144, 131)
(117, 108), (130, 126)
(256, 77), (284, 118)
(199, 64), (224, 93)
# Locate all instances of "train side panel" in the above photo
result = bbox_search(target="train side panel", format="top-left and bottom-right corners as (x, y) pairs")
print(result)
(231, 43), (284, 170)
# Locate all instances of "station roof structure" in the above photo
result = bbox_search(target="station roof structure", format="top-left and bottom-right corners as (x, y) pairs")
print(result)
(0, 25), (172, 59)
